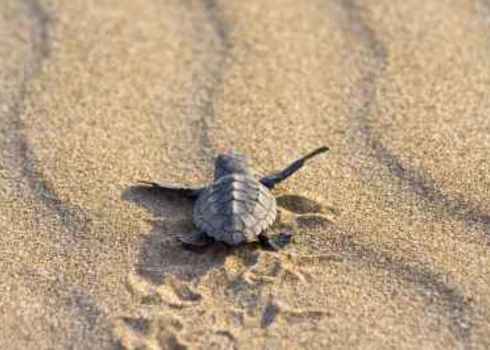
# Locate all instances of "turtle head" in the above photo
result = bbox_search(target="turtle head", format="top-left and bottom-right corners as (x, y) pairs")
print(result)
(214, 151), (252, 179)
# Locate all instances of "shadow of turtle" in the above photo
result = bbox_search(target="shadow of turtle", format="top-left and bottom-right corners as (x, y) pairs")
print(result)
(122, 185), (262, 286)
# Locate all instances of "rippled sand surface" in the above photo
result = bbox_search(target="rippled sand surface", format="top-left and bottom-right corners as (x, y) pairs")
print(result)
(1, 1), (489, 349)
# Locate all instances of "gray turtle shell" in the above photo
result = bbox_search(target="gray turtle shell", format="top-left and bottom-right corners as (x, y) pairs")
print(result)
(193, 173), (277, 245)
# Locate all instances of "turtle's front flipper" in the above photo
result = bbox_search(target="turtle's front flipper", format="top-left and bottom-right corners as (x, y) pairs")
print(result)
(260, 146), (329, 189)
(259, 230), (294, 251)
(178, 230), (213, 248)
(137, 181), (204, 199)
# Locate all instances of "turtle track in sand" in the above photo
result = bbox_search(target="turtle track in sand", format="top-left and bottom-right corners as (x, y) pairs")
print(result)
(0, 1), (115, 347)
(4, 0), (90, 243)
(339, 0), (490, 239)
(187, 0), (231, 166)
(334, 2), (478, 347)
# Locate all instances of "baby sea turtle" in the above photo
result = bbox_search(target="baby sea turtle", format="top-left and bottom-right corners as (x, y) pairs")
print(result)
(139, 146), (329, 249)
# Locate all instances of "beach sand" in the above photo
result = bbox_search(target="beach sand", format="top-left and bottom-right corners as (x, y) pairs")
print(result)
(0, 0), (489, 349)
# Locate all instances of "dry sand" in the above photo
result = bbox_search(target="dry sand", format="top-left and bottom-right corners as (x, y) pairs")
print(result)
(0, 0), (489, 349)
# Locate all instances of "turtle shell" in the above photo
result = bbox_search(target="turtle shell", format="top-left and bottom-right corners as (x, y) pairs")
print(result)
(193, 173), (277, 245)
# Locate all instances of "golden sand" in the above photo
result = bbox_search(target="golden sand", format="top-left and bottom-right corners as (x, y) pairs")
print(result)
(0, 0), (489, 349)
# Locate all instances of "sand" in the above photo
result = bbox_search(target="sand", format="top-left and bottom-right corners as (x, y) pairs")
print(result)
(0, 0), (489, 349)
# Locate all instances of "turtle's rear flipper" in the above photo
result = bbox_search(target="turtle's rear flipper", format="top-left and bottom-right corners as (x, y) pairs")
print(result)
(259, 231), (294, 251)
(137, 180), (204, 199)
(178, 230), (213, 248)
